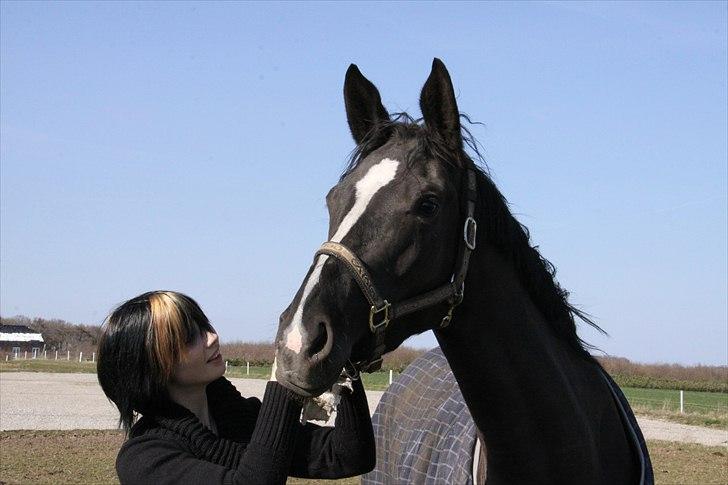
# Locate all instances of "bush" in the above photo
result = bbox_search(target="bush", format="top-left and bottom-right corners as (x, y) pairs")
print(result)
(598, 356), (727, 393)
(220, 341), (275, 366)
(382, 346), (427, 372)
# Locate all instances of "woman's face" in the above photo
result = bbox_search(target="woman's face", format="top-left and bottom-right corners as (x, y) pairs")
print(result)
(170, 328), (226, 387)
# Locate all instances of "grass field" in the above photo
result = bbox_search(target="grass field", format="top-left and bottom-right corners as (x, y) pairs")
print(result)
(623, 387), (728, 413)
(0, 430), (724, 484)
(0, 359), (97, 373)
(2, 359), (726, 427)
(623, 387), (728, 428)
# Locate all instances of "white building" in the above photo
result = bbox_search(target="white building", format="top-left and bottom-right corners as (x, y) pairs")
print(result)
(0, 324), (45, 357)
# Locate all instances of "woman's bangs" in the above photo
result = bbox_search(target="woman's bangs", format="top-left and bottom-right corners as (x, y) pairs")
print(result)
(149, 292), (191, 378)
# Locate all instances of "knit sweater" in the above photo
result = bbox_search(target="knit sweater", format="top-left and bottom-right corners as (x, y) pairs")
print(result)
(116, 378), (375, 485)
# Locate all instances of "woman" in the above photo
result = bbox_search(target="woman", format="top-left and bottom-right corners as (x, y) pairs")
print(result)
(97, 291), (375, 484)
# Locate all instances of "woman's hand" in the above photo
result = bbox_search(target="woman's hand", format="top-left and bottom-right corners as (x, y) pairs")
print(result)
(269, 358), (278, 382)
(300, 372), (355, 422)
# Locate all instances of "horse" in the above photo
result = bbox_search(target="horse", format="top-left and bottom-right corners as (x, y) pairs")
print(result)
(273, 58), (653, 484)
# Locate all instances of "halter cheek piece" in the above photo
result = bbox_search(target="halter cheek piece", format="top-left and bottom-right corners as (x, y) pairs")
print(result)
(314, 169), (479, 377)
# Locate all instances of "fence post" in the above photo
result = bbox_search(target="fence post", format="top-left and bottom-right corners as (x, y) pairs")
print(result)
(44, 350), (47, 359)
(225, 360), (228, 371)
(92, 352), (95, 363)
(246, 362), (250, 375)
(679, 390), (684, 414)
(24, 351), (27, 359)
(55, 350), (58, 360)
(67, 350), (70, 361)
(389, 369), (393, 385)
(5, 355), (8, 362)
(79, 352), (83, 363)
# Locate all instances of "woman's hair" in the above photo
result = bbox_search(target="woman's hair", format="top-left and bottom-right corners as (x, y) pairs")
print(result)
(97, 290), (214, 433)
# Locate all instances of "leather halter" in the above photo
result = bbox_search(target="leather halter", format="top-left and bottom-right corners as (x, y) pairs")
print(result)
(314, 169), (479, 375)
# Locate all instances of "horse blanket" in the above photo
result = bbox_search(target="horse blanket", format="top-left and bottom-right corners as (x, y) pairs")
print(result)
(362, 347), (479, 484)
(361, 347), (653, 485)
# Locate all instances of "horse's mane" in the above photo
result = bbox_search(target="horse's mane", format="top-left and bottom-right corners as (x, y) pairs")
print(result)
(342, 113), (604, 361)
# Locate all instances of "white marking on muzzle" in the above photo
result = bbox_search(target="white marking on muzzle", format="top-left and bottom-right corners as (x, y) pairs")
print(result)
(283, 158), (400, 353)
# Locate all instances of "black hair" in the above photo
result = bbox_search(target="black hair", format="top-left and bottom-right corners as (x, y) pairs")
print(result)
(97, 290), (213, 433)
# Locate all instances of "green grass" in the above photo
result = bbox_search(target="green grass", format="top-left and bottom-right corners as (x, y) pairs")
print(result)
(623, 387), (728, 429)
(623, 387), (728, 414)
(0, 430), (724, 484)
(0, 358), (97, 373)
(360, 370), (399, 391)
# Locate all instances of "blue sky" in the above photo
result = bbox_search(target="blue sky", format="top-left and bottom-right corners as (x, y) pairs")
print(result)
(1, 1), (725, 365)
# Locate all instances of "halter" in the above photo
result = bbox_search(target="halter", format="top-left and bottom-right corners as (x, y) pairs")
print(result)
(314, 169), (479, 376)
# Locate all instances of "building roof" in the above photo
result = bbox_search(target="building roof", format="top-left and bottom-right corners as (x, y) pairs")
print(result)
(0, 324), (44, 343)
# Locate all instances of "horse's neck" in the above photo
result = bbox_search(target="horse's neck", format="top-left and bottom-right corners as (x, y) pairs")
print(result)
(435, 246), (633, 483)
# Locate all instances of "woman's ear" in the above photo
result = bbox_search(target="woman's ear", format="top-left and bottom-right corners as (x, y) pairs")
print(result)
(343, 64), (390, 145)
(419, 58), (462, 151)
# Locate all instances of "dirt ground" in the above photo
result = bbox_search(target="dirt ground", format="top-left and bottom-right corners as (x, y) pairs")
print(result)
(0, 430), (725, 485)
(2, 372), (726, 447)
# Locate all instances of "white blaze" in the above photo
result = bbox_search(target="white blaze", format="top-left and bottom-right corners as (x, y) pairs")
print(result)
(284, 158), (400, 353)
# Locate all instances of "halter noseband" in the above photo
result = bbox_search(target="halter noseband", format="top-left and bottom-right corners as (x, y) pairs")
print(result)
(313, 169), (479, 376)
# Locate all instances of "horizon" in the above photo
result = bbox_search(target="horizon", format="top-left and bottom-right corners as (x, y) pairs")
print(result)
(1, 2), (726, 366)
(1, 313), (726, 369)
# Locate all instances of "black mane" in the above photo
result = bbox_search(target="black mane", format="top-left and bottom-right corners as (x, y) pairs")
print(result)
(343, 114), (604, 360)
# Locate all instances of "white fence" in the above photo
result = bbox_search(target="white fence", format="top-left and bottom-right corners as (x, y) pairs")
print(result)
(4, 350), (96, 363)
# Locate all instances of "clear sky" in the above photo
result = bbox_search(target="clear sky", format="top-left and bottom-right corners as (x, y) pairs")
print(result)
(1, 1), (726, 365)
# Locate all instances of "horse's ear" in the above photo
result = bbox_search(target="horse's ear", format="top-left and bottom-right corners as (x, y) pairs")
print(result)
(344, 64), (390, 145)
(420, 58), (462, 151)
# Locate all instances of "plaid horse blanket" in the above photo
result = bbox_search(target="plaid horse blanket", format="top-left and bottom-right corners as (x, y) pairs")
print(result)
(362, 347), (478, 485)
(361, 348), (653, 485)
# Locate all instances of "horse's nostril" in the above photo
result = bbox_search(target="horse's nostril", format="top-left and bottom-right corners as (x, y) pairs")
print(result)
(308, 321), (329, 358)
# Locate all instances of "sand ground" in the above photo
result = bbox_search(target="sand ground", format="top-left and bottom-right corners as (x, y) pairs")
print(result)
(1, 372), (725, 447)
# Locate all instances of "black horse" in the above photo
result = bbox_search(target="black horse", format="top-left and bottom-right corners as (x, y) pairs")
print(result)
(274, 59), (653, 484)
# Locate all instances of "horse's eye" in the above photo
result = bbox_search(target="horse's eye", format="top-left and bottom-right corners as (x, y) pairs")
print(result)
(417, 196), (440, 217)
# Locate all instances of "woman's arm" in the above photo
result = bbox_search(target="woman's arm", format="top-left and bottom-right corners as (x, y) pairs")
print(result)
(116, 382), (304, 485)
(288, 378), (376, 479)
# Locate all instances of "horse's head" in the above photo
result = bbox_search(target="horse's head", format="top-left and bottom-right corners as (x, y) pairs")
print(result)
(274, 59), (477, 396)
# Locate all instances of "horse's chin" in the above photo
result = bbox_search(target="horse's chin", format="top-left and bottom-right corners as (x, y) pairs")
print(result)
(276, 365), (344, 398)
(276, 377), (329, 398)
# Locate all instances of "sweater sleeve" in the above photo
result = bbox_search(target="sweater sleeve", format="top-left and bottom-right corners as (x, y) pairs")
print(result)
(116, 382), (304, 485)
(288, 378), (376, 479)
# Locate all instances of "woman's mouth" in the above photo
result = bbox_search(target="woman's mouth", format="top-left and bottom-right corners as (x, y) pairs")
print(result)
(207, 350), (222, 363)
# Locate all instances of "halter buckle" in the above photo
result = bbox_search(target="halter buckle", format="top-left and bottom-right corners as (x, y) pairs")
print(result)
(369, 300), (391, 332)
(464, 217), (477, 250)
(342, 360), (361, 381)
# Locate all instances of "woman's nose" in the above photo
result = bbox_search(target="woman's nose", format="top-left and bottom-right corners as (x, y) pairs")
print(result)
(206, 331), (218, 347)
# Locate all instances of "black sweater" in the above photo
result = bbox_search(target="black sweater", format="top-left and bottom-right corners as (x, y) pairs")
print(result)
(115, 378), (375, 484)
